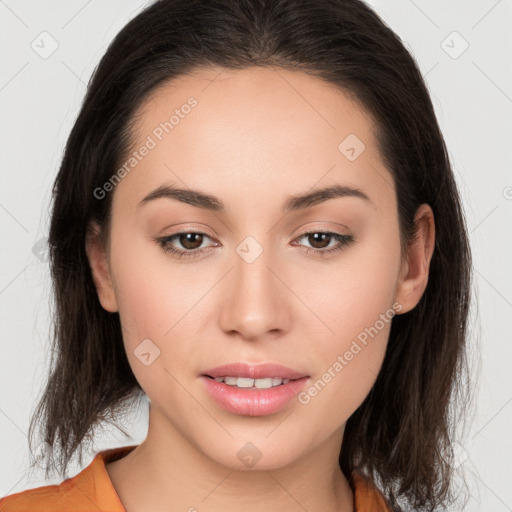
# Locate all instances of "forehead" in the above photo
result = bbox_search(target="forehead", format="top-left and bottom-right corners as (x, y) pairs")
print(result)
(113, 66), (395, 215)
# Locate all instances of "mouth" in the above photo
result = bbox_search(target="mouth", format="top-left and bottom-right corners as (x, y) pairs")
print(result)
(200, 362), (309, 416)
(203, 375), (300, 389)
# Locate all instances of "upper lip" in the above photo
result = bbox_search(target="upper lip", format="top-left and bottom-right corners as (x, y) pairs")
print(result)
(202, 362), (308, 380)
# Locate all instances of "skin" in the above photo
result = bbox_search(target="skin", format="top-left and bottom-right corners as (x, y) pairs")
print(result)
(86, 66), (435, 512)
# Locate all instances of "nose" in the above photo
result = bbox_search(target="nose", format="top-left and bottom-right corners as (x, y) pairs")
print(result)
(218, 237), (291, 342)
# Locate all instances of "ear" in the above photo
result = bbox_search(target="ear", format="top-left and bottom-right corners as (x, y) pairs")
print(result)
(85, 221), (118, 313)
(394, 203), (436, 314)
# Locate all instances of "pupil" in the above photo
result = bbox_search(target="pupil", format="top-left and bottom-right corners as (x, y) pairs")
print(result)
(181, 233), (203, 250)
(310, 233), (329, 249)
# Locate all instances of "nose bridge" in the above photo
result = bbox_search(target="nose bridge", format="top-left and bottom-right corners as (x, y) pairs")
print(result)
(235, 234), (274, 292)
(219, 233), (288, 339)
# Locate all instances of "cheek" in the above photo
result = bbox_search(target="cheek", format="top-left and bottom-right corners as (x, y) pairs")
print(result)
(111, 256), (169, 338)
(109, 226), (199, 333)
(296, 285), (394, 434)
(295, 229), (401, 345)
(108, 234), (215, 387)
(293, 232), (400, 425)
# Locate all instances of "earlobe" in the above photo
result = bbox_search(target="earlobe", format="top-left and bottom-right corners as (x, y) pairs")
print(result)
(85, 221), (118, 313)
(394, 204), (435, 314)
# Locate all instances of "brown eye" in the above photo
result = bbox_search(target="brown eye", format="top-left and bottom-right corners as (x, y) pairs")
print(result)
(155, 231), (217, 260)
(179, 232), (205, 250)
(307, 232), (332, 249)
(292, 231), (354, 257)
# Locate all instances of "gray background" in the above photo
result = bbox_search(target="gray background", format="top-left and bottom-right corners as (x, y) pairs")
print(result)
(1, 0), (511, 510)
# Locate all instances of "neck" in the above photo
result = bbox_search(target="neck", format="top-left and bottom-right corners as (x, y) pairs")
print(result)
(105, 405), (354, 512)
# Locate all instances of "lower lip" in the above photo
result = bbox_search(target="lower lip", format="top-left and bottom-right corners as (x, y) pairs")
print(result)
(201, 376), (309, 416)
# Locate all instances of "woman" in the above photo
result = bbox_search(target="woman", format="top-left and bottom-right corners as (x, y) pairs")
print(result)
(0, 0), (472, 510)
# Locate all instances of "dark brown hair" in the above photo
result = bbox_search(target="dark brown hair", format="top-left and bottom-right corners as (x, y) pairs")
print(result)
(27, 1), (473, 510)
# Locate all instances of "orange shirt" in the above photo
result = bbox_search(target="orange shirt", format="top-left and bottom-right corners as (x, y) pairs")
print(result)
(0, 445), (392, 511)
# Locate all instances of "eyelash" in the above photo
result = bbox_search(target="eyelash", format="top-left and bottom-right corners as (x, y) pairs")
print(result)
(155, 230), (354, 260)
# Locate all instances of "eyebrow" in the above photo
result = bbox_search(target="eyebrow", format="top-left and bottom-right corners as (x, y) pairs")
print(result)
(138, 183), (371, 213)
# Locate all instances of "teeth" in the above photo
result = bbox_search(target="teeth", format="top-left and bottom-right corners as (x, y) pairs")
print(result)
(212, 376), (293, 388)
(255, 378), (273, 389)
(237, 377), (255, 388)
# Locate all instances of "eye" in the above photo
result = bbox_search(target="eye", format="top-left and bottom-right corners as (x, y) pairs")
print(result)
(155, 231), (218, 259)
(291, 231), (354, 256)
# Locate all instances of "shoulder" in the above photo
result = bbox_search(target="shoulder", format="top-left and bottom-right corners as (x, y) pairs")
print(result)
(0, 482), (68, 511)
(0, 470), (104, 512)
(0, 445), (136, 512)
(351, 471), (394, 512)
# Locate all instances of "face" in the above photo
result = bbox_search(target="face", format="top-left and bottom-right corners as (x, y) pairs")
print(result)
(87, 66), (433, 470)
